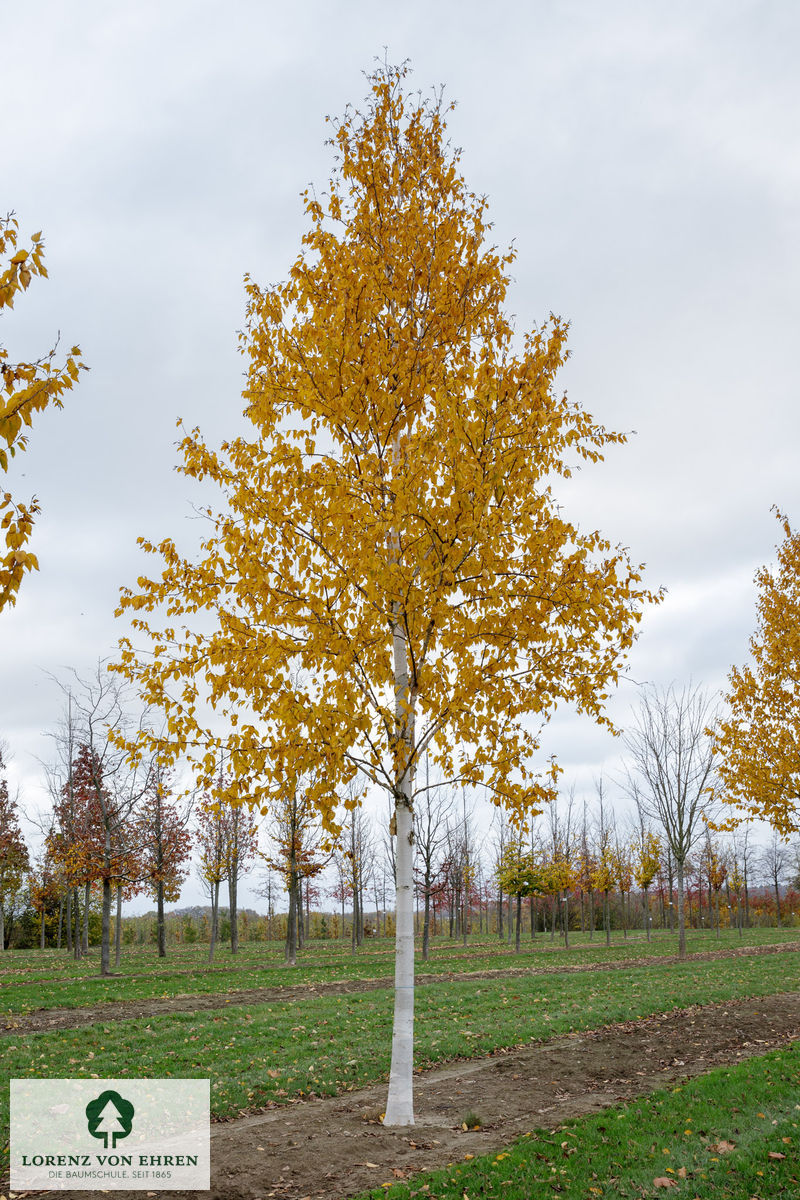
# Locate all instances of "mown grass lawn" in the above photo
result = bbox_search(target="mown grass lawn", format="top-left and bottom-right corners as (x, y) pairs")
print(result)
(357, 1042), (800, 1199)
(1, 944), (798, 1168)
(0, 928), (796, 1015)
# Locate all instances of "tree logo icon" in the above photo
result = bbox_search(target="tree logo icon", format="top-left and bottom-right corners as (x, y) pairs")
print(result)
(85, 1090), (135, 1149)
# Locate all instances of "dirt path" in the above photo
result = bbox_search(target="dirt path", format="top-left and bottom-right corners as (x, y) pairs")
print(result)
(14, 990), (800, 1200)
(3, 941), (798, 1035)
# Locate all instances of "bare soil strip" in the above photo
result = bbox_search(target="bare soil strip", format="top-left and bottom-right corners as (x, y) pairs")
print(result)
(2, 940), (798, 1035)
(16, 990), (800, 1200)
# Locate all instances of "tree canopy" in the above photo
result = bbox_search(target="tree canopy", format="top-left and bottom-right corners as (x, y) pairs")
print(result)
(116, 63), (657, 820)
(714, 509), (800, 837)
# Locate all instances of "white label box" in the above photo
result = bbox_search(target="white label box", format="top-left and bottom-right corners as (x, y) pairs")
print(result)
(11, 1078), (210, 1190)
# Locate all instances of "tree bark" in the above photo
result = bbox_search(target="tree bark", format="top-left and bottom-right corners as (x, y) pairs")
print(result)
(744, 878), (750, 928)
(384, 595), (416, 1128)
(285, 870), (298, 965)
(100, 817), (114, 976)
(643, 886), (651, 941)
(515, 893), (522, 952)
(82, 880), (90, 953)
(385, 791), (414, 1125)
(66, 888), (72, 953)
(422, 885), (431, 961)
(100, 877), (112, 976)
(297, 878), (305, 949)
(73, 886), (81, 959)
(287, 887), (298, 964)
(209, 879), (220, 963)
(351, 872), (359, 953)
(228, 859), (239, 954)
(157, 879), (166, 958)
(115, 883), (123, 967)
(676, 857), (687, 959)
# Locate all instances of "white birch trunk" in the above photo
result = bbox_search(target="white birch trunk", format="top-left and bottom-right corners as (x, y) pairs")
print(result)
(385, 792), (415, 1124)
(384, 604), (415, 1126)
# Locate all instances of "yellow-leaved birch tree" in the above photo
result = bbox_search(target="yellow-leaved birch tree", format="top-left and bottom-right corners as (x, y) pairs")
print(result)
(114, 63), (659, 1126)
(714, 509), (800, 837)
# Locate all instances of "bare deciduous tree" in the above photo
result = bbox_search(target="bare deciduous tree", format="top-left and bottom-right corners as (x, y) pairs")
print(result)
(759, 830), (792, 924)
(624, 683), (718, 959)
(413, 755), (453, 960)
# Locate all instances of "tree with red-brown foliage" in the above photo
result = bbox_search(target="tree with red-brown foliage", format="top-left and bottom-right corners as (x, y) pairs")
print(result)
(0, 746), (29, 949)
(47, 666), (151, 974)
(58, 742), (141, 974)
(28, 841), (62, 948)
(137, 763), (192, 958)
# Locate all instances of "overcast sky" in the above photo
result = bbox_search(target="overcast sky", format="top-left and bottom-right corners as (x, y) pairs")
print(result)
(3, 1), (798, 912)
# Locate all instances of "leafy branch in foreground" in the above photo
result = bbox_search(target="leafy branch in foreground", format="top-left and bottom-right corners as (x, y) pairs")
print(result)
(0, 213), (85, 610)
(714, 508), (800, 837)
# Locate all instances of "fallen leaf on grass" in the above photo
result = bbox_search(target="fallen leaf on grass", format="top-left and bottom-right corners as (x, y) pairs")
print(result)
(711, 1140), (736, 1153)
(768, 1152), (786, 1160)
(653, 1178), (678, 1189)
(677, 1167), (687, 1178)
(392, 1168), (406, 1177)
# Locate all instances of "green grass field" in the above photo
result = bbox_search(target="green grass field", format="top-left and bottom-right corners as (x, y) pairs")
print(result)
(1, 929), (798, 1184)
(357, 1043), (800, 1199)
(2, 947), (798, 1114)
(0, 927), (796, 1015)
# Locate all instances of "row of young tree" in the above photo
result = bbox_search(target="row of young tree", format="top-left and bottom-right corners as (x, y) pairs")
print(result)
(3, 669), (799, 980)
(5, 744), (797, 960)
(0, 667), (261, 972)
